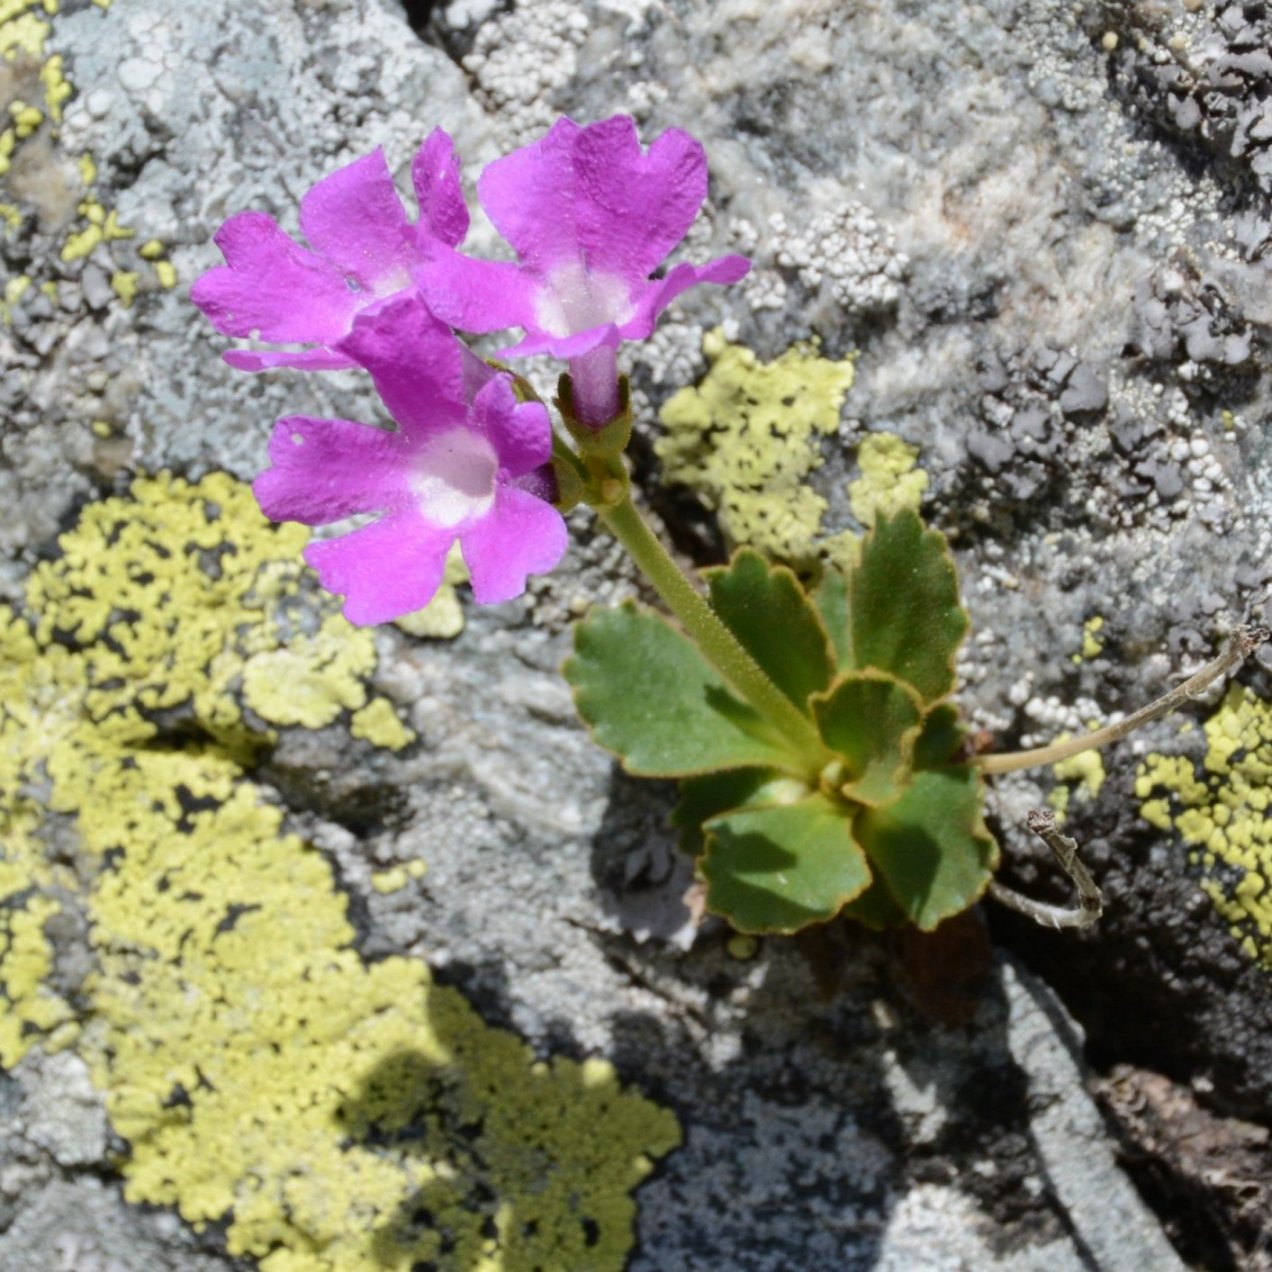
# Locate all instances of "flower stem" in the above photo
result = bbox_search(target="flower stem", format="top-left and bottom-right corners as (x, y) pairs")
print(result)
(978, 625), (1269, 776)
(598, 492), (834, 769)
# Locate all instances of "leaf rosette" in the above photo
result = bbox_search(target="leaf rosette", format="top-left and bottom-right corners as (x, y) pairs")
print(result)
(565, 510), (1000, 934)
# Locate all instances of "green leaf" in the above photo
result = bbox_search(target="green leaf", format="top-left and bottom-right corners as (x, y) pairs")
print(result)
(565, 601), (802, 777)
(854, 767), (999, 930)
(851, 509), (968, 704)
(703, 549), (835, 713)
(812, 671), (924, 806)
(671, 768), (810, 854)
(702, 793), (872, 934)
(812, 568), (854, 671)
(837, 878), (907, 930)
(913, 702), (967, 770)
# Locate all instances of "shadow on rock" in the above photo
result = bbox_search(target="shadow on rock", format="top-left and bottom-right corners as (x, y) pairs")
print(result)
(576, 766), (1090, 1268)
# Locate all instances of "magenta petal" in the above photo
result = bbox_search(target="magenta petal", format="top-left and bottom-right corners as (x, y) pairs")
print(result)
(412, 128), (469, 249)
(298, 148), (417, 292)
(304, 511), (454, 625)
(476, 117), (584, 271)
(574, 118), (709, 282)
(469, 377), (552, 477)
(412, 248), (539, 335)
(224, 347), (356, 372)
(336, 293), (468, 437)
(191, 211), (355, 343)
(618, 254), (751, 342)
(460, 486), (567, 604)
(496, 322), (620, 361)
(253, 415), (412, 526)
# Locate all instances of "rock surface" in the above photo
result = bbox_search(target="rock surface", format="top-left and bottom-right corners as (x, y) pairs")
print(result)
(2, 0), (1271, 1267)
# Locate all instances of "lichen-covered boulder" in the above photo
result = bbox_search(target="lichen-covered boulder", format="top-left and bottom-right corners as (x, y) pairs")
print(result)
(2, 0), (1270, 1267)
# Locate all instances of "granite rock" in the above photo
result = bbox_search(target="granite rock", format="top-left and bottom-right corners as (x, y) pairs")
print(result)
(3, 0), (1271, 1266)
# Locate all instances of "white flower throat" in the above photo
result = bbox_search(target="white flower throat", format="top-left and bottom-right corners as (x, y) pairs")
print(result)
(410, 428), (498, 527)
(535, 261), (634, 337)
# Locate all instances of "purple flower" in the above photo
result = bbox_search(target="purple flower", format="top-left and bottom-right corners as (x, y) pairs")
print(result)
(192, 130), (469, 372)
(414, 115), (750, 425)
(254, 294), (567, 623)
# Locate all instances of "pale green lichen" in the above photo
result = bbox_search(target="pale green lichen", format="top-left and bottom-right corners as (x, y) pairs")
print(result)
(1137, 686), (1272, 966)
(847, 432), (929, 528)
(0, 472), (679, 1269)
(656, 328), (855, 560)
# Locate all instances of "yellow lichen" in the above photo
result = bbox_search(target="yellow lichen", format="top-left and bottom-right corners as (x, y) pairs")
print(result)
(241, 615), (374, 730)
(847, 432), (928, 528)
(1053, 746), (1105, 804)
(1081, 616), (1105, 661)
(10, 98), (42, 137)
(37, 50), (67, 119)
(60, 221), (99, 260)
(1, 280), (26, 322)
(0, 3), (143, 287)
(1042, 729), (1107, 820)
(0, 12), (49, 62)
(351, 697), (415, 751)
(109, 268), (136, 305)
(153, 257), (176, 288)
(370, 866), (410, 894)
(1137, 685), (1272, 966)
(1045, 783), (1070, 819)
(0, 473), (680, 1268)
(656, 328), (855, 560)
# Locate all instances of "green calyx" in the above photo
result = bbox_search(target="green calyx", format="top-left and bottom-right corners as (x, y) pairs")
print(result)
(556, 373), (634, 459)
(551, 374), (636, 512)
(565, 509), (999, 935)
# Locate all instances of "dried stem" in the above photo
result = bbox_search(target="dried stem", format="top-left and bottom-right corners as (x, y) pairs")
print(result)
(988, 810), (1103, 930)
(978, 624), (1270, 776)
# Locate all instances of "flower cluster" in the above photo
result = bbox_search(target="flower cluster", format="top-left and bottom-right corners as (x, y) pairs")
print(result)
(194, 116), (748, 622)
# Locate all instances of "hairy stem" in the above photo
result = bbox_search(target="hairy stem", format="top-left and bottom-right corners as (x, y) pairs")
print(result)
(978, 625), (1269, 776)
(597, 492), (833, 769)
